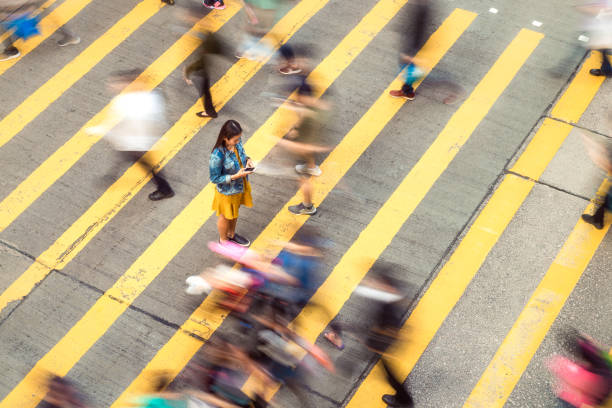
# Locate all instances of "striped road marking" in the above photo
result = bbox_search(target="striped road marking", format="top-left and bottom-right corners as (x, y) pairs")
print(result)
(0, 0), (164, 148)
(463, 178), (611, 408)
(0, 0), (92, 76)
(113, 8), (476, 405)
(0, 0), (332, 406)
(0, 1), (242, 314)
(344, 50), (605, 408)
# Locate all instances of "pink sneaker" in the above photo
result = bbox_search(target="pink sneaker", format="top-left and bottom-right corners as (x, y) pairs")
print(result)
(203, 0), (225, 9)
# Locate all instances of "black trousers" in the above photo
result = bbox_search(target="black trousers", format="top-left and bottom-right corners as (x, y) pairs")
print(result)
(381, 357), (414, 404)
(192, 72), (216, 115)
(121, 151), (173, 195)
(592, 192), (610, 224)
(599, 49), (612, 75)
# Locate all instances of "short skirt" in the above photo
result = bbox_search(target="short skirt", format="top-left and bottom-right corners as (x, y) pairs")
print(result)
(212, 180), (253, 219)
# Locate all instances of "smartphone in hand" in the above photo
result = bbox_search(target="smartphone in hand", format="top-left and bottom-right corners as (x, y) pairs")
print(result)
(244, 166), (255, 172)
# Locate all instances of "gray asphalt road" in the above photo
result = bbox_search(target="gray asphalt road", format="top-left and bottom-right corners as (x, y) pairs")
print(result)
(0, 0), (610, 407)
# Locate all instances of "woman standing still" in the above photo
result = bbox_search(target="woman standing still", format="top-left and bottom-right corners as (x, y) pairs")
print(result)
(210, 120), (254, 246)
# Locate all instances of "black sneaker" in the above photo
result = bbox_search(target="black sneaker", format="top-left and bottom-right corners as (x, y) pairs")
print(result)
(0, 47), (20, 62)
(581, 214), (604, 230)
(228, 233), (250, 247)
(288, 203), (317, 215)
(589, 68), (612, 77)
(148, 190), (175, 201)
(382, 394), (413, 407)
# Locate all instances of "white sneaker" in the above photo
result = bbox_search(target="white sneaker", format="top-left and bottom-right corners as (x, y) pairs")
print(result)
(58, 35), (81, 47)
(0, 49), (20, 61)
(295, 164), (322, 176)
(185, 275), (212, 295)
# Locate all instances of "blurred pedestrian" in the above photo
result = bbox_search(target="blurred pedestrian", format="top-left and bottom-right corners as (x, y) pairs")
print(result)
(577, 0), (612, 77)
(581, 130), (612, 229)
(235, 0), (289, 61)
(86, 70), (175, 201)
(548, 328), (612, 408)
(0, 0), (80, 61)
(128, 373), (242, 407)
(325, 263), (414, 407)
(273, 54), (331, 215)
(364, 272), (414, 408)
(245, 312), (334, 408)
(210, 120), (254, 246)
(183, 24), (232, 118)
(389, 0), (432, 100)
(40, 375), (88, 408)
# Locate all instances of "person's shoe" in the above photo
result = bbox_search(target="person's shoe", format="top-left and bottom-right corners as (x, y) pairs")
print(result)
(161, 0), (175, 4)
(295, 164), (322, 176)
(57, 35), (81, 47)
(148, 190), (175, 201)
(203, 0), (226, 9)
(288, 203), (317, 215)
(324, 331), (345, 350)
(382, 394), (413, 407)
(0, 48), (20, 62)
(196, 110), (218, 118)
(228, 233), (250, 247)
(279, 65), (302, 75)
(389, 89), (415, 100)
(589, 68), (612, 77)
(581, 214), (604, 230)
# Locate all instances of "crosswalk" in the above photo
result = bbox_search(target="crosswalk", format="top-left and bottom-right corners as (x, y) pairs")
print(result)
(0, 0), (609, 407)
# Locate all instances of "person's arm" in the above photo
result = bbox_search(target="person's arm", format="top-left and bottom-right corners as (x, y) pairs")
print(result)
(275, 138), (331, 155)
(209, 150), (232, 185)
(86, 98), (121, 136)
(241, 0), (259, 24)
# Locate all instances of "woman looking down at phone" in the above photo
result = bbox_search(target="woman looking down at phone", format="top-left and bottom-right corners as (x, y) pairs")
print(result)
(210, 120), (255, 246)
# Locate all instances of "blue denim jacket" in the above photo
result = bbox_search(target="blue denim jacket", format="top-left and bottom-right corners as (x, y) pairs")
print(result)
(209, 141), (250, 195)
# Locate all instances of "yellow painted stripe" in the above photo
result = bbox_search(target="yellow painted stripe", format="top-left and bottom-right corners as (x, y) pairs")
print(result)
(0, 1), (241, 234)
(345, 43), (605, 408)
(111, 9), (476, 405)
(297, 28), (541, 341)
(463, 179), (611, 408)
(0, 0), (92, 76)
(0, 1), (329, 406)
(0, 3), (242, 313)
(0, 0), (411, 315)
(551, 50), (606, 123)
(346, 175), (535, 407)
(512, 51), (605, 180)
(0, 0), (163, 149)
(0, 0), (57, 44)
(241, 21), (539, 403)
(510, 118), (573, 180)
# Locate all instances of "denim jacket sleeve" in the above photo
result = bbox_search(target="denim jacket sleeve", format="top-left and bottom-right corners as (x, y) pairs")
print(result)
(209, 148), (231, 185)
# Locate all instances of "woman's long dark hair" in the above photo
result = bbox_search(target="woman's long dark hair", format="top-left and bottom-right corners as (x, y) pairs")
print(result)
(212, 120), (242, 152)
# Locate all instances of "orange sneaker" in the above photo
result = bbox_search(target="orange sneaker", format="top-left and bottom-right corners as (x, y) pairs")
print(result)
(389, 89), (415, 100)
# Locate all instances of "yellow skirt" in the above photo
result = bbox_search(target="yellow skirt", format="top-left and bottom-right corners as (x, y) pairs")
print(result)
(212, 180), (253, 220)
